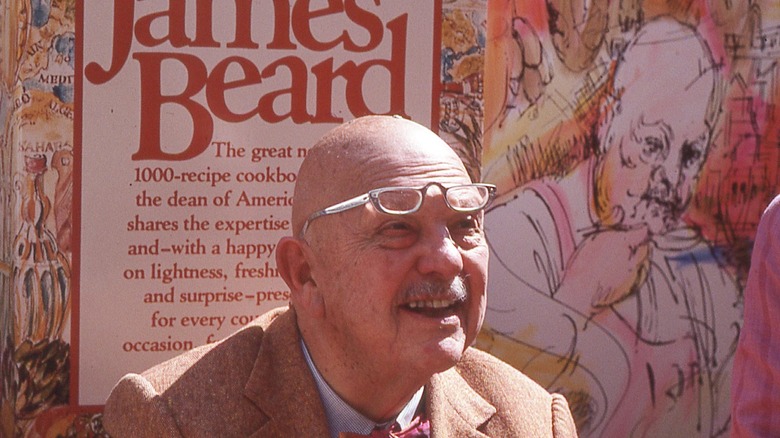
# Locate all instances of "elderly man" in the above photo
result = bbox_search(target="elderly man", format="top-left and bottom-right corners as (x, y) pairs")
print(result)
(103, 115), (577, 437)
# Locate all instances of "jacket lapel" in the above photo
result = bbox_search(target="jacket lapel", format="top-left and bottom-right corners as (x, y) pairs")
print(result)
(427, 367), (496, 438)
(241, 309), (331, 438)
(237, 308), (498, 437)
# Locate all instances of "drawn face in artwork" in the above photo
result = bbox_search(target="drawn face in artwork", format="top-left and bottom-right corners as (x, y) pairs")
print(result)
(595, 21), (715, 234)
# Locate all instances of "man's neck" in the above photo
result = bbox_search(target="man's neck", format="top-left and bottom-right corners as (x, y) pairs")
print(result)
(299, 332), (427, 423)
(301, 340), (425, 437)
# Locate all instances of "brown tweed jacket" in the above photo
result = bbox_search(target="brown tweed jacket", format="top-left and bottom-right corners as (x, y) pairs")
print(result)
(103, 307), (577, 437)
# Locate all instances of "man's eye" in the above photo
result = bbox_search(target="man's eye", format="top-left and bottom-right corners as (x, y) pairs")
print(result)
(378, 220), (415, 236)
(681, 142), (704, 169)
(451, 216), (482, 234)
(375, 220), (418, 249)
(642, 137), (664, 157)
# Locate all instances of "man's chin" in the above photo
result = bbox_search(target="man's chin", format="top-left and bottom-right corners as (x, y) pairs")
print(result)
(424, 337), (467, 372)
(626, 201), (680, 234)
(644, 210), (680, 235)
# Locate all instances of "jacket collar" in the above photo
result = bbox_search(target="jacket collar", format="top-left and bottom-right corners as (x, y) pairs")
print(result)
(241, 308), (497, 437)
(243, 308), (331, 437)
(427, 364), (496, 438)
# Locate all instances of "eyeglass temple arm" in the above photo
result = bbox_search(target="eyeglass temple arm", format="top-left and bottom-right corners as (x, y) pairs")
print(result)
(301, 193), (371, 236)
(319, 193), (371, 216)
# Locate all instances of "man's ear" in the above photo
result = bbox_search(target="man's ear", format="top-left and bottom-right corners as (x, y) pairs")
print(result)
(276, 236), (324, 316)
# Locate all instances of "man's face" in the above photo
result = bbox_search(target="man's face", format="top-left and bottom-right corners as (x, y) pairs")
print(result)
(595, 70), (712, 234)
(304, 132), (489, 381)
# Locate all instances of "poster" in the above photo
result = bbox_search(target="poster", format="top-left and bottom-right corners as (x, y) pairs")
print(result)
(77, 0), (441, 405)
(479, 1), (780, 436)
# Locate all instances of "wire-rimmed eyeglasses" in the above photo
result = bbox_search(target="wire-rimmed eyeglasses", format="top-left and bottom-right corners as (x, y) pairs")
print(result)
(300, 182), (497, 236)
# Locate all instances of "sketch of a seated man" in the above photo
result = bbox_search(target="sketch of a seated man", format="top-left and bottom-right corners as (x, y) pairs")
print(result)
(481, 17), (741, 437)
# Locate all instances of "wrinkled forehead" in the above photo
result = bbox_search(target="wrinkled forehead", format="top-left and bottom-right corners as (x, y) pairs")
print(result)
(351, 142), (472, 190)
(292, 116), (470, 232)
(327, 118), (466, 183)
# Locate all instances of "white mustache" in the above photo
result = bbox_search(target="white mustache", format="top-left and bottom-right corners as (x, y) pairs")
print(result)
(402, 276), (467, 303)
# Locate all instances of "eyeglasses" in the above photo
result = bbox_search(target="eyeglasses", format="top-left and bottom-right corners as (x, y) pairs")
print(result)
(301, 182), (496, 236)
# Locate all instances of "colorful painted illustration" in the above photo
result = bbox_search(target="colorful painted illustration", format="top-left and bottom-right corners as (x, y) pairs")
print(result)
(439, 0), (488, 183)
(0, 0), (106, 436)
(478, 1), (780, 436)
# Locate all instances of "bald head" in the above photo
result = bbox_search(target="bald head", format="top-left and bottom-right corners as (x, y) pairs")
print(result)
(599, 18), (720, 153)
(617, 19), (718, 124)
(291, 116), (470, 235)
(617, 18), (717, 86)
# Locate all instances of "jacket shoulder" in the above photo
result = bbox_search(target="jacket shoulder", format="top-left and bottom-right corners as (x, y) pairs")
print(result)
(456, 348), (552, 400)
(103, 373), (183, 437)
(141, 319), (268, 391)
(103, 307), (288, 437)
(456, 348), (578, 437)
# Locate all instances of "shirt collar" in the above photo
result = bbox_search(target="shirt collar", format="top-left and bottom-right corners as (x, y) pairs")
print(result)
(301, 340), (424, 438)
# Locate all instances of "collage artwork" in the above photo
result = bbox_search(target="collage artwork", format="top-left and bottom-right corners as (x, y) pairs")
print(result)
(1, 0), (779, 436)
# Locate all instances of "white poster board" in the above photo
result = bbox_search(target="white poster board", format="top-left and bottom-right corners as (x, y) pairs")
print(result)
(78, 0), (439, 405)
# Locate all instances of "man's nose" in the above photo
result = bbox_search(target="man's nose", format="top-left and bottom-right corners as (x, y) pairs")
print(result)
(416, 226), (464, 280)
(650, 164), (682, 199)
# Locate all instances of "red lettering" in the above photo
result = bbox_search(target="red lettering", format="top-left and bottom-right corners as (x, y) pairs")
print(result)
(292, 0), (344, 51)
(384, 15), (409, 117)
(267, 0), (295, 50)
(257, 56), (313, 123)
(206, 56), (262, 122)
(133, 53), (214, 161)
(311, 59), (341, 122)
(192, 0), (220, 48)
(84, 0), (135, 84)
(107, 1), (413, 159)
(227, 0), (259, 49)
(290, 0), (384, 52)
(329, 14), (409, 117)
(134, 2), (190, 48)
(343, 0), (383, 51)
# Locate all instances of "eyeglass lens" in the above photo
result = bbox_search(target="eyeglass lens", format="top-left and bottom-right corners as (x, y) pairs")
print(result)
(375, 189), (422, 213)
(374, 185), (489, 214)
(447, 186), (489, 211)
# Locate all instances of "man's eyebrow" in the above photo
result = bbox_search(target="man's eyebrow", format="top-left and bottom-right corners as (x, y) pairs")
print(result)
(634, 115), (673, 146)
